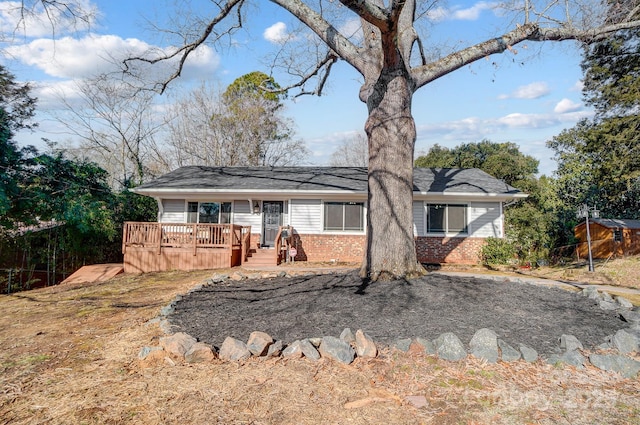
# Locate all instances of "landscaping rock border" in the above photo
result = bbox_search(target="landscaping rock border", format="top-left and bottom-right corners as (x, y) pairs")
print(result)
(139, 271), (640, 379)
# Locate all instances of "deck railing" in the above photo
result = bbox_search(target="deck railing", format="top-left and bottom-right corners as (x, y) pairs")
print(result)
(123, 222), (244, 255)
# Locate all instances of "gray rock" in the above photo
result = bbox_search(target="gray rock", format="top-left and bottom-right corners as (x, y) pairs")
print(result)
(597, 341), (612, 350)
(563, 350), (587, 369)
(624, 327), (640, 343)
(469, 328), (499, 363)
(185, 342), (216, 363)
(246, 331), (273, 356)
(282, 340), (303, 358)
(581, 286), (599, 299)
(159, 305), (174, 316)
(308, 337), (323, 347)
(159, 332), (197, 358)
(138, 346), (163, 360)
(394, 338), (412, 352)
(210, 273), (229, 283)
(158, 319), (175, 335)
(266, 340), (285, 357)
(355, 329), (377, 358)
(519, 344), (538, 363)
(615, 296), (634, 309)
(300, 339), (321, 361)
(620, 310), (640, 324)
(601, 291), (614, 303)
(433, 332), (467, 362)
(599, 300), (620, 311)
(415, 337), (437, 355)
(340, 328), (355, 345)
(319, 336), (356, 364)
(219, 337), (251, 361)
(547, 350), (585, 369)
(589, 354), (640, 379)
(611, 329), (639, 354)
(498, 339), (521, 362)
(559, 334), (584, 352)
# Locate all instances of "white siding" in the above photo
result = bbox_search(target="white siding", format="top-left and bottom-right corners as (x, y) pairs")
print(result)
(233, 200), (262, 231)
(469, 202), (502, 237)
(290, 199), (322, 233)
(160, 199), (185, 223)
(413, 201), (425, 236)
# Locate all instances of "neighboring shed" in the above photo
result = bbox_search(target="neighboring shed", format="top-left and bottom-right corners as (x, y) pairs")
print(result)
(574, 218), (640, 259)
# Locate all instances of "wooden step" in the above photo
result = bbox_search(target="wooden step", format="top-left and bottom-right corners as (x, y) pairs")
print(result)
(245, 248), (277, 266)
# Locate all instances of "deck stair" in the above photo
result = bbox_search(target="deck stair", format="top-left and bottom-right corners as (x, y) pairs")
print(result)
(244, 248), (278, 266)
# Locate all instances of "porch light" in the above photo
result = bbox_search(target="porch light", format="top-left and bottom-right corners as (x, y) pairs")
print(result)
(577, 204), (600, 272)
(253, 201), (261, 214)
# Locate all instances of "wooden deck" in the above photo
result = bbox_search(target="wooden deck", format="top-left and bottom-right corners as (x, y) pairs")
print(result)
(122, 222), (251, 274)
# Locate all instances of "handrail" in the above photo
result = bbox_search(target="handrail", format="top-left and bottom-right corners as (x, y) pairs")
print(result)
(275, 225), (293, 265)
(241, 226), (251, 264)
(122, 222), (243, 254)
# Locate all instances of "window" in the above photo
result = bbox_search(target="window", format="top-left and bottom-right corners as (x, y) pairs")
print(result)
(613, 229), (622, 242)
(187, 202), (231, 224)
(324, 202), (364, 232)
(427, 203), (468, 234)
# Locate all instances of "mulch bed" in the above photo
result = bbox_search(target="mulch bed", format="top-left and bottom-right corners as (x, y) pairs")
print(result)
(169, 272), (627, 357)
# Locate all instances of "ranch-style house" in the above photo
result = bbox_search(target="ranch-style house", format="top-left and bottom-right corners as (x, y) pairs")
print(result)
(122, 166), (526, 273)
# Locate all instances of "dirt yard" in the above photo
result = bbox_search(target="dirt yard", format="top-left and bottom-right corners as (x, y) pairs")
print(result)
(1, 267), (639, 424)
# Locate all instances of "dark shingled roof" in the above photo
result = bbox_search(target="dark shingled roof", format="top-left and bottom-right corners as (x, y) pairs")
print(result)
(589, 218), (640, 230)
(133, 166), (523, 196)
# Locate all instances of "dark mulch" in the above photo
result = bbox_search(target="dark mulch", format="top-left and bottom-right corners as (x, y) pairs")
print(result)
(169, 272), (627, 357)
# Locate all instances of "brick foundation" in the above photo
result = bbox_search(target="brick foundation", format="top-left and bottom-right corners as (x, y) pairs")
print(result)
(287, 233), (486, 265)
(415, 236), (485, 264)
(290, 234), (366, 262)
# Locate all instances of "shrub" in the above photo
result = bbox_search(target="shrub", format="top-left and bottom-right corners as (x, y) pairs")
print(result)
(481, 237), (516, 266)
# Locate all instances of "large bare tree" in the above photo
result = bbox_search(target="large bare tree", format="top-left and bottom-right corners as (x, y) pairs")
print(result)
(124, 0), (640, 280)
(329, 134), (369, 167)
(55, 74), (167, 189)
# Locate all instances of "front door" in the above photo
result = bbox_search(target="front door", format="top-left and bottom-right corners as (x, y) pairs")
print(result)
(262, 201), (283, 247)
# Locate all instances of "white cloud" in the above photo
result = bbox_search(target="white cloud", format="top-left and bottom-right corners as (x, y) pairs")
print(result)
(3, 34), (219, 80)
(571, 79), (585, 92)
(500, 82), (550, 100)
(264, 22), (290, 44)
(428, 2), (497, 22)
(554, 98), (582, 113)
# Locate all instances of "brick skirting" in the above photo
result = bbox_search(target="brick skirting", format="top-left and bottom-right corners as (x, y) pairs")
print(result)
(287, 233), (485, 265)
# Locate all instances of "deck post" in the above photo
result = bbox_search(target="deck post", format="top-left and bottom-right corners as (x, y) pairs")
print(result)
(156, 223), (162, 255)
(193, 223), (197, 256)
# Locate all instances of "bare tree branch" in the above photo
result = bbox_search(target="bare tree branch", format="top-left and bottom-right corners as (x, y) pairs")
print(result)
(413, 19), (640, 89)
(122, 0), (246, 94)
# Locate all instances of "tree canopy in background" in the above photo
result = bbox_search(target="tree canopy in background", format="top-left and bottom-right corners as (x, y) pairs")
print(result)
(415, 140), (560, 262)
(165, 72), (309, 169)
(549, 27), (640, 219)
(0, 65), (156, 287)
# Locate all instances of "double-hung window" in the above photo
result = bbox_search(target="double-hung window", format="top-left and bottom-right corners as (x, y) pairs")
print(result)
(427, 203), (468, 234)
(324, 202), (364, 232)
(187, 202), (232, 224)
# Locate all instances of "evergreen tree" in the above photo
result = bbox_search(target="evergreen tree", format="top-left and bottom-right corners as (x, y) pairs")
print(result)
(548, 28), (640, 219)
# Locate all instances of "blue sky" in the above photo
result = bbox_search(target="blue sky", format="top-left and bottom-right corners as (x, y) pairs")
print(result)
(1, 0), (592, 176)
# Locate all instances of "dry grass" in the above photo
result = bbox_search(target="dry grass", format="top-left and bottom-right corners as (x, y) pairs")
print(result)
(1, 268), (639, 425)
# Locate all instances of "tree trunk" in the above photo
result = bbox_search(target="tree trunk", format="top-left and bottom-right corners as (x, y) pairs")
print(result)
(360, 70), (426, 281)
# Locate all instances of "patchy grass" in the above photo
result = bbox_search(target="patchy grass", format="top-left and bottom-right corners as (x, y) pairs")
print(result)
(0, 268), (639, 424)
